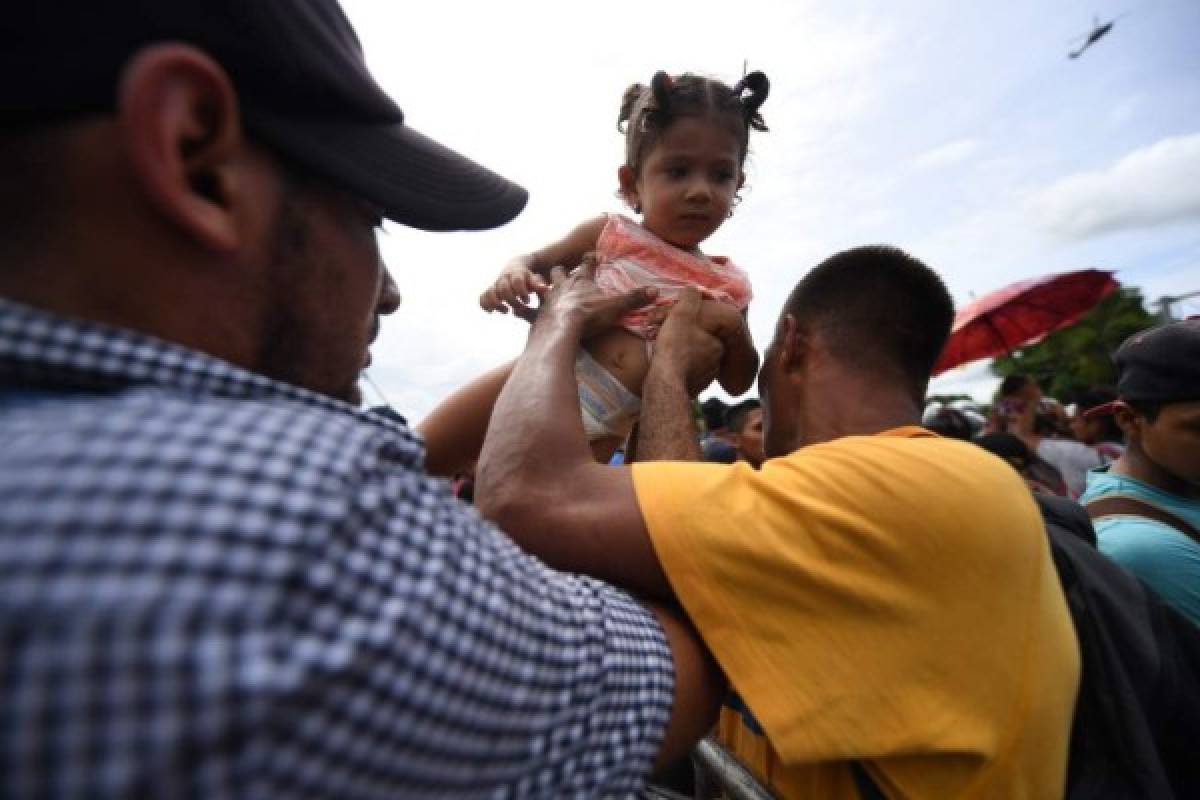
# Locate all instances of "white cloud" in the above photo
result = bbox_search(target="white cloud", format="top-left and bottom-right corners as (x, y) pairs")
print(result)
(913, 138), (980, 170)
(1029, 133), (1200, 240)
(928, 360), (1000, 404)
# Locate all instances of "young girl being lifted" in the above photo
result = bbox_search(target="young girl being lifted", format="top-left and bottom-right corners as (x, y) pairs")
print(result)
(421, 70), (769, 473)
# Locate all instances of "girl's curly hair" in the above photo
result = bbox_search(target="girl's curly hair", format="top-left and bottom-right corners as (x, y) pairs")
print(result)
(616, 70), (769, 177)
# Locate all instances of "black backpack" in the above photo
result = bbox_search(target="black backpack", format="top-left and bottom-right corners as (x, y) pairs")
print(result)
(1036, 495), (1200, 799)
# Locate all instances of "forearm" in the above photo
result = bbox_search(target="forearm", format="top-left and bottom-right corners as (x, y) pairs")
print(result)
(528, 215), (608, 274)
(647, 604), (726, 769)
(637, 365), (702, 462)
(474, 293), (674, 600)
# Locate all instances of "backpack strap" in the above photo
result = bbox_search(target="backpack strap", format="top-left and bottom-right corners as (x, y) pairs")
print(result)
(1085, 494), (1200, 545)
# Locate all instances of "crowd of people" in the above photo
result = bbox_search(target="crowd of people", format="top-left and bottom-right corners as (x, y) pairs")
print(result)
(1, 2), (1198, 798)
(911, 353), (1200, 628)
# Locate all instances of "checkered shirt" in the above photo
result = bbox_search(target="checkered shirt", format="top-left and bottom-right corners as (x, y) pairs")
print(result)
(0, 299), (674, 798)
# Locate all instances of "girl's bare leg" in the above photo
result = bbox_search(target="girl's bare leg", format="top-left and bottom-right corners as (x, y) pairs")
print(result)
(421, 357), (632, 476)
(418, 360), (515, 478)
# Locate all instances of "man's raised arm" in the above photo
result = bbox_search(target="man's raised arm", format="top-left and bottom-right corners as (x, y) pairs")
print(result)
(473, 262), (730, 770)
(474, 263), (722, 600)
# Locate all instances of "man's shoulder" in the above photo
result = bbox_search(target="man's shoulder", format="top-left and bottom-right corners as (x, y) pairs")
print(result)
(1081, 466), (1118, 498)
(1097, 516), (1200, 626)
(1082, 467), (1195, 506)
(1097, 515), (1200, 559)
(638, 430), (1038, 538)
(636, 431), (1023, 498)
(801, 430), (1021, 487)
(1083, 470), (1200, 525)
(0, 385), (427, 509)
(769, 433), (1046, 554)
(16, 381), (410, 441)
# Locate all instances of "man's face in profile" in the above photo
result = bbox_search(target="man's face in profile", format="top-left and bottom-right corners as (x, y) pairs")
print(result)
(256, 175), (399, 406)
(1139, 400), (1200, 489)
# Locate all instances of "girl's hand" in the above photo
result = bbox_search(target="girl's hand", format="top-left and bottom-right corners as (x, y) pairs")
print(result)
(480, 257), (550, 318)
(537, 256), (658, 339)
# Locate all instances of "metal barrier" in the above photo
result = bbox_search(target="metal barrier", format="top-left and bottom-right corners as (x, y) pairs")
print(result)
(690, 737), (779, 800)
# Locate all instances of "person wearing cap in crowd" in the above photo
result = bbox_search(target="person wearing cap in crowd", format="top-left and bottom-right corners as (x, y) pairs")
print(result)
(1069, 387), (1126, 463)
(724, 398), (765, 467)
(1079, 319), (1200, 625)
(995, 374), (1105, 498)
(475, 245), (1079, 798)
(0, 2), (723, 795)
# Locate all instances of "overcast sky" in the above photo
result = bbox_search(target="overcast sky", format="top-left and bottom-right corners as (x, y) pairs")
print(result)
(341, 0), (1200, 419)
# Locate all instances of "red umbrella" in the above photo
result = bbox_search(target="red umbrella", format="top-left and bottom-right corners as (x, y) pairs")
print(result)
(933, 268), (1119, 375)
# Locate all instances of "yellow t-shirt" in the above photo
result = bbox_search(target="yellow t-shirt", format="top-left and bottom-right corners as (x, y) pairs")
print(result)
(632, 428), (1079, 799)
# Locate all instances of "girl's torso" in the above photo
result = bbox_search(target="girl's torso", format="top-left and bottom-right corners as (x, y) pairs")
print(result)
(586, 214), (753, 395)
(592, 213), (752, 340)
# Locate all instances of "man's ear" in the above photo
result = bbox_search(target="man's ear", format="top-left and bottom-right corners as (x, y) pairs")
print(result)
(778, 313), (807, 373)
(617, 165), (639, 210)
(1113, 401), (1142, 440)
(117, 44), (246, 253)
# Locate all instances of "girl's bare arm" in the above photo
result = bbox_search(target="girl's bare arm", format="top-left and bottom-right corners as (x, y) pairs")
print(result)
(480, 216), (607, 316)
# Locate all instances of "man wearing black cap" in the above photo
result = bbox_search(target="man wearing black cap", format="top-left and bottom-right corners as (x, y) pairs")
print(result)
(1080, 319), (1200, 625)
(0, 1), (720, 795)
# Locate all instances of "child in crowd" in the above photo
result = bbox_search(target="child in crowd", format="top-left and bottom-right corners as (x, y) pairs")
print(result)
(420, 71), (769, 473)
(477, 70), (768, 463)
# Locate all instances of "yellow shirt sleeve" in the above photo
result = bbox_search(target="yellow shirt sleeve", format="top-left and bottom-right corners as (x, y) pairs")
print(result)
(632, 431), (1078, 798)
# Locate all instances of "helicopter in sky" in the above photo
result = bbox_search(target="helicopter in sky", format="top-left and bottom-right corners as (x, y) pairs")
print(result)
(1068, 14), (1125, 59)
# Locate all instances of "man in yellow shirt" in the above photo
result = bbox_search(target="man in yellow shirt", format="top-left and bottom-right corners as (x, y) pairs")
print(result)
(473, 246), (1080, 798)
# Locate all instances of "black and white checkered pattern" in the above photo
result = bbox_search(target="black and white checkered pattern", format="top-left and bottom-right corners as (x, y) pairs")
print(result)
(0, 299), (674, 798)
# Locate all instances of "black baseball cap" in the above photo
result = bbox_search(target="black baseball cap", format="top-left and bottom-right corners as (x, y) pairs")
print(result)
(1, 0), (527, 232)
(1114, 319), (1200, 406)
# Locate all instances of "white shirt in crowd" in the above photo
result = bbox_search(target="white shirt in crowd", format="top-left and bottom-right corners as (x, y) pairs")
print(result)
(1037, 438), (1107, 498)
